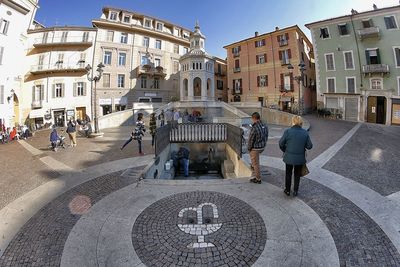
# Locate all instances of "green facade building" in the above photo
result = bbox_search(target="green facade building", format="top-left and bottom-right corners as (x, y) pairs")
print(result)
(306, 5), (400, 125)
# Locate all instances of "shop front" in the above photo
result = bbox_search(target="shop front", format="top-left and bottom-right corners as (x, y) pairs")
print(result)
(99, 98), (112, 116)
(392, 98), (400, 125)
(114, 96), (127, 111)
(280, 92), (293, 112)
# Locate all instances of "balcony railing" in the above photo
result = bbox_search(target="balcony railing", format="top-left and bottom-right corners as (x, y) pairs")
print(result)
(281, 59), (290, 65)
(180, 96), (215, 101)
(233, 52), (240, 58)
(362, 64), (389, 75)
(279, 39), (288, 46)
(30, 63), (87, 74)
(233, 67), (241, 73)
(232, 88), (243, 95)
(34, 36), (93, 47)
(137, 65), (166, 77)
(280, 84), (293, 92)
(31, 100), (43, 109)
(357, 27), (380, 40)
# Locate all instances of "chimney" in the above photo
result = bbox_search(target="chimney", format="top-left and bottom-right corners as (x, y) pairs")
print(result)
(275, 26), (280, 31)
(255, 31), (259, 37)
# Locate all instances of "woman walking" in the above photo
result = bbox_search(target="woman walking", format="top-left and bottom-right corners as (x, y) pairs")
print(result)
(121, 113), (146, 155)
(279, 116), (313, 196)
(66, 119), (77, 147)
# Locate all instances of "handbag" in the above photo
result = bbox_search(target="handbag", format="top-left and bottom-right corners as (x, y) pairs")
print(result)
(300, 164), (309, 177)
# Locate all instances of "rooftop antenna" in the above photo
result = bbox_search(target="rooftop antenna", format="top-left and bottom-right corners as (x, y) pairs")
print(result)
(373, 4), (378, 10)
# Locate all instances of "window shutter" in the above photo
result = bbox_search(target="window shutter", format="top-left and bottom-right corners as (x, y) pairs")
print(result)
(32, 86), (35, 101)
(73, 83), (77, 97)
(277, 35), (280, 42)
(376, 48), (381, 64)
(290, 73), (294, 91)
(395, 48), (400, 66)
(256, 55), (259, 64)
(278, 51), (282, 60)
(0, 46), (4, 65)
(238, 46), (241, 52)
(280, 73), (284, 89)
(254, 41), (258, 47)
(385, 17), (391, 29)
(285, 33), (289, 40)
(4, 21), (9, 34)
(264, 53), (267, 63)
(266, 75), (269, 86)
(232, 80), (235, 89)
(52, 84), (55, 98)
(239, 79), (242, 89)
(40, 85), (44, 100)
(288, 49), (292, 59)
(61, 84), (65, 97)
(262, 39), (265, 46)
(83, 83), (87, 96)
(257, 76), (260, 87)
(231, 48), (234, 53)
(365, 50), (371, 64)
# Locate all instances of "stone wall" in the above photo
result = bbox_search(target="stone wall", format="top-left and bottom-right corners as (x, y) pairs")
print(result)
(98, 109), (134, 130)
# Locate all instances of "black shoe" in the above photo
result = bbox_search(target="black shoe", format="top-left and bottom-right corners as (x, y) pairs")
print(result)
(293, 191), (298, 197)
(284, 189), (290, 196)
(250, 178), (261, 184)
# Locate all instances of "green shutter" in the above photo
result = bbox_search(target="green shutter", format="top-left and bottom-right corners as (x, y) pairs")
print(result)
(61, 84), (65, 97)
(52, 84), (55, 98)
(32, 86), (35, 101)
(365, 50), (371, 65)
(395, 48), (400, 67)
(83, 83), (87, 96)
(376, 49), (381, 64)
(73, 83), (77, 97)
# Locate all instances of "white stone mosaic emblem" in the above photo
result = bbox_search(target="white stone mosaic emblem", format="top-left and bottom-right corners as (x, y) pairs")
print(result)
(177, 202), (222, 248)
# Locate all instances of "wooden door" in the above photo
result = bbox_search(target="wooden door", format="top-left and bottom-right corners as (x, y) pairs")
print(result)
(367, 96), (377, 123)
(76, 107), (86, 120)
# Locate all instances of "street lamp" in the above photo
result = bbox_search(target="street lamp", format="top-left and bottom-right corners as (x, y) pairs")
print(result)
(86, 63), (105, 134)
(287, 61), (306, 115)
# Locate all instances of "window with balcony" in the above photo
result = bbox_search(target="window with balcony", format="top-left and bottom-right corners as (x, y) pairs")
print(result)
(154, 77), (160, 89)
(156, 22), (163, 31)
(144, 19), (152, 28)
(320, 27), (330, 39)
(366, 49), (380, 64)
(103, 74), (110, 87)
(155, 39), (162, 49)
(61, 32), (68, 42)
(255, 39), (266, 47)
(371, 78), (382, 90)
(82, 32), (89, 42)
(141, 55), (150, 65)
(327, 78), (336, 93)
(0, 46), (3, 65)
(54, 83), (64, 98)
(106, 31), (114, 42)
(256, 54), (267, 64)
(109, 12), (118, 21)
(344, 51), (354, 70)
(143, 37), (150, 47)
(141, 76), (147, 88)
(118, 52), (126, 66)
(279, 50), (291, 65)
(394, 47), (400, 67)
(174, 44), (179, 54)
(123, 15), (131, 23)
(385, 16), (398, 29)
(103, 51), (112, 65)
(0, 19), (10, 35)
(257, 75), (268, 87)
(346, 77), (356, 93)
(338, 24), (349, 35)
(325, 53), (335, 71)
(155, 58), (161, 67)
(120, 33), (128, 44)
(117, 74), (125, 88)
(362, 19), (373, 28)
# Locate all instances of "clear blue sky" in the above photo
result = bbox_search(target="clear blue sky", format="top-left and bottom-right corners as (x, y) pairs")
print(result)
(35, 0), (398, 58)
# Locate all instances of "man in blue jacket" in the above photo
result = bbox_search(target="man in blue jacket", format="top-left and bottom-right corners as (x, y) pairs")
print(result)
(248, 112), (269, 184)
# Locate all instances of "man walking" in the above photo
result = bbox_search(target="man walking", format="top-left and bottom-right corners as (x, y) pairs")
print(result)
(248, 112), (268, 184)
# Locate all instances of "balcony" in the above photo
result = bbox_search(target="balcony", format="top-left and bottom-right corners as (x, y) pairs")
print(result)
(357, 27), (380, 40)
(31, 100), (43, 109)
(30, 63), (87, 75)
(233, 67), (241, 73)
(280, 84), (293, 92)
(281, 59), (290, 66)
(33, 36), (93, 48)
(233, 52), (240, 58)
(232, 88), (242, 95)
(137, 64), (166, 77)
(279, 40), (288, 47)
(362, 64), (389, 76)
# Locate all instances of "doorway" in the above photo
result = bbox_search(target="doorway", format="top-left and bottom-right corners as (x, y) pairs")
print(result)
(258, 97), (264, 107)
(367, 96), (386, 124)
(101, 105), (112, 115)
(76, 107), (86, 120)
(53, 110), (65, 127)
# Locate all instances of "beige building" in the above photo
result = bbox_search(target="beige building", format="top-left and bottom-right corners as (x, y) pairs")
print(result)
(92, 7), (191, 116)
(214, 57), (228, 102)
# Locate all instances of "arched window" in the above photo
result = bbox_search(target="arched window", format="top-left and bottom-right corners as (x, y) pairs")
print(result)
(196, 63), (199, 69)
(199, 63), (202, 69)
(193, 62), (195, 70)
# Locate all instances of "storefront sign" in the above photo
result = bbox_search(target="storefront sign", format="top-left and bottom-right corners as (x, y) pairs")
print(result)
(114, 96), (128, 105)
(99, 98), (112, 105)
(145, 93), (157, 97)
(66, 109), (75, 117)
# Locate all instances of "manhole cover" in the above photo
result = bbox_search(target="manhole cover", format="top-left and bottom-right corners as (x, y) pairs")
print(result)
(132, 191), (266, 266)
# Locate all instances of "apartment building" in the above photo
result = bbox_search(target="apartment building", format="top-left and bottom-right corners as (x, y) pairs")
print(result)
(0, 0), (39, 128)
(224, 25), (316, 113)
(92, 7), (191, 116)
(214, 57), (228, 102)
(306, 5), (400, 125)
(22, 26), (96, 127)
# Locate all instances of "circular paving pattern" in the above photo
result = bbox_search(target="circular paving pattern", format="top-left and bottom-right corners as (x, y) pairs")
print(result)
(132, 191), (267, 266)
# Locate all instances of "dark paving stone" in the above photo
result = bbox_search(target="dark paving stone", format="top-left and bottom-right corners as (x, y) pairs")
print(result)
(132, 191), (267, 267)
(323, 124), (400, 196)
(262, 166), (400, 267)
(0, 167), (145, 267)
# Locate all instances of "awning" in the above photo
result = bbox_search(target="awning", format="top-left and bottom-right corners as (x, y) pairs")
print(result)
(114, 96), (128, 105)
(29, 109), (45, 118)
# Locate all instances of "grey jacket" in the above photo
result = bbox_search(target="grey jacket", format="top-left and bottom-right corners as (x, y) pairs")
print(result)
(248, 121), (269, 151)
(279, 126), (313, 165)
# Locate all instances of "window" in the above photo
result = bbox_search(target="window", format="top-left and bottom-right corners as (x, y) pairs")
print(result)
(154, 77), (160, 89)
(61, 31), (68, 42)
(156, 22), (163, 31)
(283, 74), (291, 90)
(42, 32), (48, 44)
(320, 27), (330, 39)
(394, 47), (400, 67)
(338, 24), (349, 35)
(0, 19), (10, 35)
(82, 31), (89, 42)
(255, 39), (266, 47)
(54, 83), (64, 98)
(109, 12), (118, 21)
(257, 75), (268, 87)
(78, 53), (86, 67)
(118, 52), (126, 66)
(144, 19), (151, 28)
(155, 39), (162, 49)
(123, 15), (130, 23)
(277, 33), (289, 46)
(217, 80), (224, 89)
(0, 46), (3, 65)
(141, 55), (149, 65)
(0, 85), (4, 104)
(232, 46), (241, 55)
(141, 76), (147, 88)
(155, 58), (161, 67)
(103, 74), (110, 87)
(346, 77), (356, 93)
(385, 16), (398, 29)
(371, 78), (382, 90)
(143, 37), (149, 47)
(325, 53), (335, 71)
(56, 53), (64, 68)
(174, 44), (179, 54)
(117, 74), (125, 88)
(173, 61), (179, 73)
(120, 33), (128, 44)
(103, 51), (112, 65)
(327, 78), (336, 93)
(233, 79), (242, 93)
(256, 54), (267, 64)
(183, 47), (189, 54)
(366, 49), (380, 64)
(362, 19), (373, 28)
(106, 31), (114, 42)
(76, 82), (85, 96)
(343, 51), (354, 70)
(279, 50), (291, 65)
(33, 85), (44, 101)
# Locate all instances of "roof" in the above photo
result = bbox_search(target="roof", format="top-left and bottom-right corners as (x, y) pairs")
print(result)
(223, 25), (312, 49)
(28, 26), (97, 34)
(101, 6), (193, 33)
(305, 5), (400, 28)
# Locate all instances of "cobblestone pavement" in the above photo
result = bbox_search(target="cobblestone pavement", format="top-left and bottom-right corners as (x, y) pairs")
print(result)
(323, 123), (400, 196)
(262, 167), (400, 267)
(0, 167), (145, 267)
(132, 191), (266, 267)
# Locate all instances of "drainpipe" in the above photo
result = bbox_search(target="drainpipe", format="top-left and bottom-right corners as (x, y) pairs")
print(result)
(90, 25), (99, 122)
(130, 32), (136, 99)
(270, 33), (277, 107)
(246, 42), (250, 101)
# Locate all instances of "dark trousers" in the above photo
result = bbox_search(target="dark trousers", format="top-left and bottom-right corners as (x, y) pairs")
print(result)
(121, 137), (133, 150)
(151, 134), (155, 147)
(285, 164), (302, 192)
(138, 140), (142, 154)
